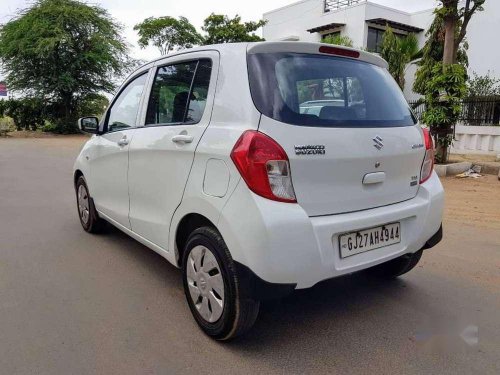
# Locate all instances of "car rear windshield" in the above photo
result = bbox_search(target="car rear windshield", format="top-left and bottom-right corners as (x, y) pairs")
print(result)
(247, 52), (416, 128)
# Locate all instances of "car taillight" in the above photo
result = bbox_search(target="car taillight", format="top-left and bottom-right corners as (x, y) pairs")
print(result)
(230, 131), (296, 203)
(319, 46), (360, 59)
(420, 128), (434, 184)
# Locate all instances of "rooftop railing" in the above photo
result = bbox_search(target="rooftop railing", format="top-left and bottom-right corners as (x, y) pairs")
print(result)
(324, 0), (367, 13)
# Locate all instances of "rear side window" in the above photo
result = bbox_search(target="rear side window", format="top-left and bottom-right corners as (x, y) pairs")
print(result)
(247, 53), (416, 128)
(186, 60), (212, 123)
(146, 59), (212, 126)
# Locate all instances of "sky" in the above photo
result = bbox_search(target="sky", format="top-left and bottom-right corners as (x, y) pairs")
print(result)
(0, 0), (437, 62)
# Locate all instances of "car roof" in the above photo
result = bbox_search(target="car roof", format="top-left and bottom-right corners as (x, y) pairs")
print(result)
(131, 41), (388, 76)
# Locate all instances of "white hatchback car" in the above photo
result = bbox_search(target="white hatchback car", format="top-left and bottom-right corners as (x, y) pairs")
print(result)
(74, 42), (444, 340)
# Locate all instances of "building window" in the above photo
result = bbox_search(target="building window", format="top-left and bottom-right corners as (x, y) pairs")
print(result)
(367, 27), (385, 53)
(367, 27), (405, 53)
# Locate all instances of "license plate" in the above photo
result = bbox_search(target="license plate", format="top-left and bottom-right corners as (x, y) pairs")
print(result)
(339, 222), (401, 258)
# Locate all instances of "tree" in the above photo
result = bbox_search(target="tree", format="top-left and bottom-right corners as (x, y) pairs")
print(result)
(467, 71), (500, 97)
(77, 94), (110, 118)
(134, 16), (203, 55)
(464, 72), (500, 126)
(441, 0), (485, 65)
(421, 63), (467, 157)
(414, 1), (485, 162)
(322, 34), (353, 48)
(380, 27), (419, 90)
(202, 14), (267, 44)
(0, 0), (133, 133)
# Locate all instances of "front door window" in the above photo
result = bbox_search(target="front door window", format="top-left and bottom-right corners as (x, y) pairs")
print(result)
(107, 73), (148, 132)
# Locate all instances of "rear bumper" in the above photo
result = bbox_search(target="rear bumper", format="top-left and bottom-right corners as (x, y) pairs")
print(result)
(423, 224), (443, 250)
(218, 171), (444, 291)
(235, 224), (442, 301)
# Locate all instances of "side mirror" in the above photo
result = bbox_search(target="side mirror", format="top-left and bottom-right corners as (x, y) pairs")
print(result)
(78, 116), (99, 134)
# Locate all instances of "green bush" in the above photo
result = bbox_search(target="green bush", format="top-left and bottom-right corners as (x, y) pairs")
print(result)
(41, 121), (58, 133)
(0, 116), (16, 133)
(0, 98), (46, 131)
(322, 34), (354, 48)
(467, 71), (500, 98)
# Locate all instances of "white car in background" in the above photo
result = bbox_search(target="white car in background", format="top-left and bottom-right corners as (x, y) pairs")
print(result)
(73, 42), (444, 340)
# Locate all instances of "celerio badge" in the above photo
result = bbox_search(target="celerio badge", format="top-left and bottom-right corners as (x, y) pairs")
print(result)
(294, 145), (326, 155)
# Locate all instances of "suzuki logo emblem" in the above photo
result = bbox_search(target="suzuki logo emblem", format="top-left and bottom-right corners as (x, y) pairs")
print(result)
(373, 136), (384, 150)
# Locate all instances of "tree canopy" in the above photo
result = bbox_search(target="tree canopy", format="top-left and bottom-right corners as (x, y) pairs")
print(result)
(202, 14), (266, 44)
(134, 16), (203, 55)
(380, 27), (419, 90)
(0, 0), (133, 133)
(467, 71), (500, 97)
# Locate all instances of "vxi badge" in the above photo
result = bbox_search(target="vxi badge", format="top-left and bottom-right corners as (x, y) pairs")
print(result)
(294, 145), (326, 155)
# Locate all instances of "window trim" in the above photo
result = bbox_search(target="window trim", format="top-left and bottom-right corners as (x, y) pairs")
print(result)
(102, 71), (150, 134)
(143, 58), (213, 128)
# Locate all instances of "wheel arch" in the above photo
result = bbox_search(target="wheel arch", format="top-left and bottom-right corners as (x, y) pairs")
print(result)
(174, 213), (218, 267)
(74, 169), (84, 188)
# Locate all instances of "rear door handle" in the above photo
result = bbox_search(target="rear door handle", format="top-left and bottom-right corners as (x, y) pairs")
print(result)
(171, 134), (194, 144)
(363, 172), (385, 185)
(117, 137), (129, 147)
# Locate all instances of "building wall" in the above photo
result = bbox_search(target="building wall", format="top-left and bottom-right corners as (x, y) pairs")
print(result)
(263, 0), (381, 46)
(464, 0), (500, 78)
(451, 125), (500, 156)
(263, 1), (419, 48)
(263, 0), (324, 42)
(402, 8), (435, 100)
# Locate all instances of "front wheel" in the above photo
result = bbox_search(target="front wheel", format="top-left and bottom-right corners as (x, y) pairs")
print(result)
(75, 176), (106, 233)
(367, 250), (423, 278)
(182, 227), (259, 341)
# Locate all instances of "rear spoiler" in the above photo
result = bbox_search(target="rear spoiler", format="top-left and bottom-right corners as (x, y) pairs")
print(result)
(247, 41), (388, 69)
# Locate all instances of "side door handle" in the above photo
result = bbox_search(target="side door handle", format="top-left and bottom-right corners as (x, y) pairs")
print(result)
(171, 134), (194, 144)
(117, 136), (129, 147)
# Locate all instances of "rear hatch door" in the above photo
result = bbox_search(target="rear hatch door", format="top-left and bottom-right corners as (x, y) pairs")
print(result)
(259, 117), (425, 216)
(247, 43), (425, 216)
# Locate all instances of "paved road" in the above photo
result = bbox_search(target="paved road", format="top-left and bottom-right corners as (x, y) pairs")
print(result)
(1, 137), (499, 374)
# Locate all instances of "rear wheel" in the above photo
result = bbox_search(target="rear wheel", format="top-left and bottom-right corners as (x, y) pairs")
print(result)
(76, 176), (106, 233)
(367, 250), (423, 278)
(182, 227), (259, 340)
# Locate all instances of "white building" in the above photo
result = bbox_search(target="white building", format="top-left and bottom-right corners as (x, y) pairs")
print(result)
(263, 0), (500, 101)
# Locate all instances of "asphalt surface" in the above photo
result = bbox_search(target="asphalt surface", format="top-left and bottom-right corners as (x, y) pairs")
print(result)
(0, 136), (499, 374)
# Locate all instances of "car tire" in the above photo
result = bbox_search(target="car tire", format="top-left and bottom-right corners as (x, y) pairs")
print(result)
(182, 226), (260, 341)
(367, 250), (423, 278)
(75, 176), (106, 233)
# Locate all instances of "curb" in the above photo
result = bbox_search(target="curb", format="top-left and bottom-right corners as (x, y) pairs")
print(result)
(435, 162), (500, 177)
(434, 162), (472, 177)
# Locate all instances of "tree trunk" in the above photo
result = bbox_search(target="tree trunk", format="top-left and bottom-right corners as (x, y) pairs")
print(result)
(437, 144), (449, 164)
(440, 6), (458, 163)
(443, 15), (456, 65)
(435, 130), (450, 164)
